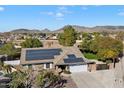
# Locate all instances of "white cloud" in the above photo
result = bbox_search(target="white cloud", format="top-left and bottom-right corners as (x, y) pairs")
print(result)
(55, 12), (64, 17)
(58, 6), (73, 14)
(0, 7), (4, 12)
(81, 6), (88, 10)
(41, 6), (73, 20)
(41, 11), (54, 15)
(118, 12), (124, 16)
(58, 6), (67, 10)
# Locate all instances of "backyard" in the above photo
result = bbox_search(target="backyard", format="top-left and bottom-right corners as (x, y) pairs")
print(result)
(83, 52), (98, 59)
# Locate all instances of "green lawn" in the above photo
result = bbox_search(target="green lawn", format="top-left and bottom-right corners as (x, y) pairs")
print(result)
(83, 52), (98, 59)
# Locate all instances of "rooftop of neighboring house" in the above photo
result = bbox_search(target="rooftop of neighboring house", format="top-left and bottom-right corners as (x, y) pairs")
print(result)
(20, 46), (92, 66)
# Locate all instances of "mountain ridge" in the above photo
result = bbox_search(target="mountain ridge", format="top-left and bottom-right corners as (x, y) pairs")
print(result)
(8, 25), (124, 33)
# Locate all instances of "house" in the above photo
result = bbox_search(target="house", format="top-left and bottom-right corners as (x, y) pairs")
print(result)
(20, 46), (92, 73)
(4, 60), (20, 66)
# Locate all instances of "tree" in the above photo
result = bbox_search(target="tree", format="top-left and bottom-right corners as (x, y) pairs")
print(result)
(9, 70), (33, 88)
(0, 43), (17, 60)
(81, 32), (92, 52)
(35, 70), (63, 88)
(81, 34), (123, 66)
(0, 61), (4, 70)
(9, 71), (27, 88)
(115, 31), (124, 41)
(9, 70), (65, 88)
(58, 26), (77, 46)
(58, 33), (65, 46)
(97, 49), (118, 67)
(3, 64), (12, 74)
(0, 61), (12, 74)
(21, 38), (43, 48)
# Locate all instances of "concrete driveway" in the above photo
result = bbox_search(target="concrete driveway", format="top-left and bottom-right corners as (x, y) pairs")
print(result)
(71, 70), (115, 88)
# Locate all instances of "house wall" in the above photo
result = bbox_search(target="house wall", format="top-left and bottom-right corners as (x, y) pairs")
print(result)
(43, 63), (53, 69)
(22, 63), (53, 71)
(69, 64), (88, 73)
(4, 60), (20, 66)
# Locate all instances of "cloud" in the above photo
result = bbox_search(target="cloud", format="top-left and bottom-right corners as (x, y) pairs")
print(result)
(55, 12), (64, 17)
(58, 6), (72, 14)
(81, 6), (88, 10)
(58, 6), (67, 10)
(41, 6), (73, 20)
(0, 7), (4, 12)
(41, 11), (54, 15)
(118, 12), (124, 16)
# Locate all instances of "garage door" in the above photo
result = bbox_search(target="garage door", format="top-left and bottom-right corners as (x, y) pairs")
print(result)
(69, 65), (87, 73)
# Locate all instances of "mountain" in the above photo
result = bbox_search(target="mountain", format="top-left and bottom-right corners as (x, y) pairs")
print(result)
(10, 29), (41, 33)
(40, 28), (51, 33)
(10, 28), (52, 34)
(8, 25), (124, 34)
(53, 25), (124, 33)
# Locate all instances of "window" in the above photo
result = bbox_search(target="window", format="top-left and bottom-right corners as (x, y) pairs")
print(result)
(46, 63), (50, 68)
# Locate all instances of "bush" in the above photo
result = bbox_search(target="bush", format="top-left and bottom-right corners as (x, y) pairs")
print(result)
(83, 52), (98, 59)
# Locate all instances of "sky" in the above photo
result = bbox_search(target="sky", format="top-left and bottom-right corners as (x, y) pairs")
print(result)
(0, 5), (124, 32)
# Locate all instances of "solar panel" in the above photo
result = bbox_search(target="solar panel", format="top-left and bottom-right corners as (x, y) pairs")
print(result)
(26, 49), (61, 54)
(64, 58), (84, 63)
(26, 48), (61, 61)
(26, 55), (54, 60)
(67, 54), (76, 58)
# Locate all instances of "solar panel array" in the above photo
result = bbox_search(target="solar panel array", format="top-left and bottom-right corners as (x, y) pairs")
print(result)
(64, 54), (84, 64)
(67, 54), (76, 58)
(26, 49), (61, 61)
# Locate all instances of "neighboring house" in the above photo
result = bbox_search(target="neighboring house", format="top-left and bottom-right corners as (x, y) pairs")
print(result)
(4, 60), (20, 66)
(46, 34), (58, 40)
(14, 45), (22, 49)
(20, 46), (92, 73)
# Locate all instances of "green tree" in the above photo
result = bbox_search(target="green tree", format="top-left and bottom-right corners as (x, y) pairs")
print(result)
(97, 49), (118, 67)
(58, 33), (65, 46)
(0, 61), (4, 70)
(0, 43), (17, 59)
(81, 32), (92, 52)
(9, 71), (27, 88)
(35, 70), (62, 88)
(81, 34), (123, 66)
(21, 38), (43, 48)
(9, 70), (33, 88)
(58, 26), (77, 46)
(3, 64), (12, 74)
(115, 31), (124, 41)
(0, 61), (12, 74)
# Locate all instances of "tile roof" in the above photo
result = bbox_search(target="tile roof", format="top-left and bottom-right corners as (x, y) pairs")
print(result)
(20, 46), (91, 65)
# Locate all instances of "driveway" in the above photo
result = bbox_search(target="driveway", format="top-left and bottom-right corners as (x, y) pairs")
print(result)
(71, 70), (115, 88)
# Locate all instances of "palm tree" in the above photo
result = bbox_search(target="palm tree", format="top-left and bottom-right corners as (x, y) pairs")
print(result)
(3, 64), (12, 74)
(0, 61), (4, 70)
(9, 71), (27, 88)
(9, 70), (33, 88)
(0, 61), (12, 74)
(35, 70), (64, 88)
